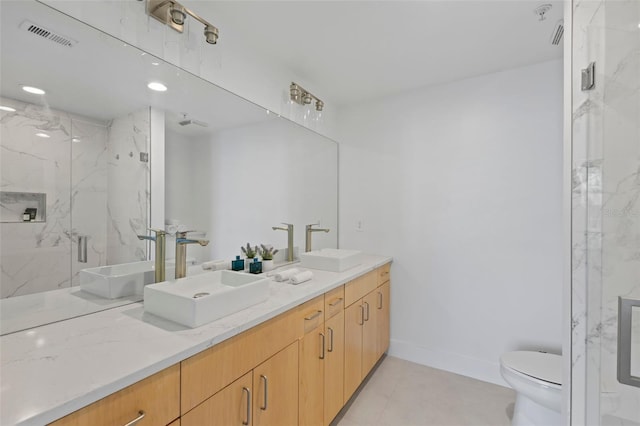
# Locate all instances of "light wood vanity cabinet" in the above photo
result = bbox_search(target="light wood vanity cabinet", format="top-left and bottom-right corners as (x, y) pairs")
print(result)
(344, 267), (391, 403)
(48, 263), (390, 426)
(49, 364), (180, 426)
(183, 341), (299, 426)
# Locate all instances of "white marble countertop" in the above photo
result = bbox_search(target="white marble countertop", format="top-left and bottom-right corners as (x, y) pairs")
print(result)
(0, 254), (392, 426)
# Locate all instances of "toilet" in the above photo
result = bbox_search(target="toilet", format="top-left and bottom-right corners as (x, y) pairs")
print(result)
(500, 351), (562, 426)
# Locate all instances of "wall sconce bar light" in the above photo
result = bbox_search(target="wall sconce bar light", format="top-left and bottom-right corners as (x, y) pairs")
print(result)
(146, 0), (219, 44)
(290, 82), (324, 111)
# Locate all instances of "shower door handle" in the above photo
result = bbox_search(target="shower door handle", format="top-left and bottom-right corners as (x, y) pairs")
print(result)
(78, 235), (88, 263)
(617, 297), (640, 388)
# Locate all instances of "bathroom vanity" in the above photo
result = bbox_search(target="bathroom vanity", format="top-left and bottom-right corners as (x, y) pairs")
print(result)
(0, 255), (391, 426)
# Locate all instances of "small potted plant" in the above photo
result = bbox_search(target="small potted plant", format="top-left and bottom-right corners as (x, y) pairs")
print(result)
(241, 243), (259, 270)
(259, 244), (278, 272)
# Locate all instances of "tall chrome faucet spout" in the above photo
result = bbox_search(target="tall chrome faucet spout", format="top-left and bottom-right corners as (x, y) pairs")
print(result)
(272, 223), (294, 262)
(305, 223), (330, 252)
(175, 231), (209, 279)
(137, 228), (167, 283)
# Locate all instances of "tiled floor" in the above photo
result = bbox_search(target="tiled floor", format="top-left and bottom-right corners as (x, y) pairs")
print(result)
(336, 356), (515, 426)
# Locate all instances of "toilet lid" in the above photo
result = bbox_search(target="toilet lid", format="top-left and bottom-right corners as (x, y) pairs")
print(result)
(501, 351), (562, 385)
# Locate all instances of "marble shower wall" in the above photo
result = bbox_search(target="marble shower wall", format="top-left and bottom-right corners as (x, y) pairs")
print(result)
(105, 109), (149, 265)
(0, 97), (107, 297)
(571, 0), (640, 424)
(1, 99), (150, 297)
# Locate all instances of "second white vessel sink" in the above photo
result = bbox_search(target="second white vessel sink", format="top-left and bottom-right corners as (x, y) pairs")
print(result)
(299, 248), (363, 272)
(143, 270), (269, 328)
(80, 260), (156, 299)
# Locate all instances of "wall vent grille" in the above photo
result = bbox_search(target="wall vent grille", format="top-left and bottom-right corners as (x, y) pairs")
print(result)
(550, 20), (564, 46)
(19, 20), (77, 47)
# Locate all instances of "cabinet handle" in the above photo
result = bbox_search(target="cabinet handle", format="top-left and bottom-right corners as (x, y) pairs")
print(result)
(78, 235), (88, 263)
(260, 375), (268, 410)
(359, 305), (364, 325)
(242, 387), (251, 425)
(364, 301), (370, 321)
(123, 411), (145, 426)
(305, 310), (322, 321)
(319, 332), (325, 359)
(378, 291), (383, 309)
(328, 327), (334, 352)
(329, 297), (343, 307)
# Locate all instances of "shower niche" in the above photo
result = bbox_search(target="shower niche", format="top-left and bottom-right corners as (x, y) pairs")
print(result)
(0, 191), (46, 223)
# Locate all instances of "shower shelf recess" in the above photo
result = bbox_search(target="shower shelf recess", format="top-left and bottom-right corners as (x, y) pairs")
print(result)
(0, 191), (46, 223)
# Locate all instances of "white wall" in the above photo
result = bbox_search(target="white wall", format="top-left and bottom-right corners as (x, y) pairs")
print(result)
(337, 59), (564, 385)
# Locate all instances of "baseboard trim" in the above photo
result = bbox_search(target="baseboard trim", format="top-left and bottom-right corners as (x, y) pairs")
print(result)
(388, 338), (509, 387)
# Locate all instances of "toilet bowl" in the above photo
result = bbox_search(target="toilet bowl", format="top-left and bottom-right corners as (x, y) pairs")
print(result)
(500, 351), (562, 426)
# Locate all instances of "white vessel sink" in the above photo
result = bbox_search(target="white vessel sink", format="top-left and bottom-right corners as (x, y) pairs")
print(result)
(143, 270), (270, 328)
(299, 248), (363, 272)
(80, 260), (156, 299)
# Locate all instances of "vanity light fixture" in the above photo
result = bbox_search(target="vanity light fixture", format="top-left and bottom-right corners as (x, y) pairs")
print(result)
(146, 0), (219, 45)
(147, 81), (168, 92)
(22, 86), (45, 95)
(0, 106), (16, 112)
(290, 82), (325, 112)
(35, 132), (50, 138)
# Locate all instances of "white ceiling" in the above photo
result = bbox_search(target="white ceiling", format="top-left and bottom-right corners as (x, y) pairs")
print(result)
(192, 0), (564, 105)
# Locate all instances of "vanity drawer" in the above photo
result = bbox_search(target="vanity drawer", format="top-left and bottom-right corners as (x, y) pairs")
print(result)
(49, 364), (180, 426)
(298, 295), (325, 335)
(344, 271), (377, 307)
(181, 307), (299, 415)
(377, 263), (391, 286)
(324, 285), (345, 319)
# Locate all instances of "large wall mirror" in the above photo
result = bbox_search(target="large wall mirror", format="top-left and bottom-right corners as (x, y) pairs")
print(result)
(0, 1), (338, 335)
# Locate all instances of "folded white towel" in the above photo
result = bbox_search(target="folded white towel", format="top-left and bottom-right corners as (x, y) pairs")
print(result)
(202, 260), (230, 271)
(274, 268), (300, 282)
(290, 270), (313, 285)
(165, 224), (179, 234)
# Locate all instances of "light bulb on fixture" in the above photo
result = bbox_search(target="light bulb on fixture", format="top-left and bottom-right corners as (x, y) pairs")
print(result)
(22, 86), (45, 95)
(315, 100), (324, 112)
(302, 93), (313, 105)
(169, 4), (186, 25)
(204, 25), (218, 44)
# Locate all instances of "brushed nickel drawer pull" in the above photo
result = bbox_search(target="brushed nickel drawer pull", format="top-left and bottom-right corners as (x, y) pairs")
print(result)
(378, 291), (383, 309)
(305, 310), (322, 321)
(359, 305), (364, 325)
(328, 327), (334, 352)
(260, 375), (268, 410)
(329, 297), (344, 307)
(320, 332), (326, 359)
(364, 301), (370, 321)
(242, 387), (251, 425)
(123, 411), (145, 426)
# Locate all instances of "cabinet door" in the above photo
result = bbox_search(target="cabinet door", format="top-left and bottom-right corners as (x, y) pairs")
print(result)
(362, 291), (379, 376)
(50, 365), (180, 426)
(299, 324), (325, 426)
(182, 372), (252, 426)
(377, 281), (390, 359)
(254, 341), (299, 426)
(344, 300), (364, 402)
(324, 310), (344, 426)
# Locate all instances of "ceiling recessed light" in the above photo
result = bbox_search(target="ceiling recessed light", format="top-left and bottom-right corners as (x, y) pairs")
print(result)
(22, 86), (46, 95)
(72, 137), (81, 143)
(147, 82), (167, 92)
(151, 62), (160, 66)
(35, 132), (50, 138)
(0, 106), (16, 112)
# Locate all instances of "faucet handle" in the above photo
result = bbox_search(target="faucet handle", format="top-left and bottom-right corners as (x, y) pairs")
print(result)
(148, 228), (167, 235)
(175, 230), (198, 238)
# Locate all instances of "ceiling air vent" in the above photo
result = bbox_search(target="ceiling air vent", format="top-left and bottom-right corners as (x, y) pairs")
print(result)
(19, 20), (77, 47)
(550, 20), (564, 46)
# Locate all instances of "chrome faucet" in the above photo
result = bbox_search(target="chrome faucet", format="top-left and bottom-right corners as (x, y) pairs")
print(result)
(137, 228), (167, 283)
(272, 223), (294, 262)
(175, 231), (209, 279)
(305, 223), (330, 252)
